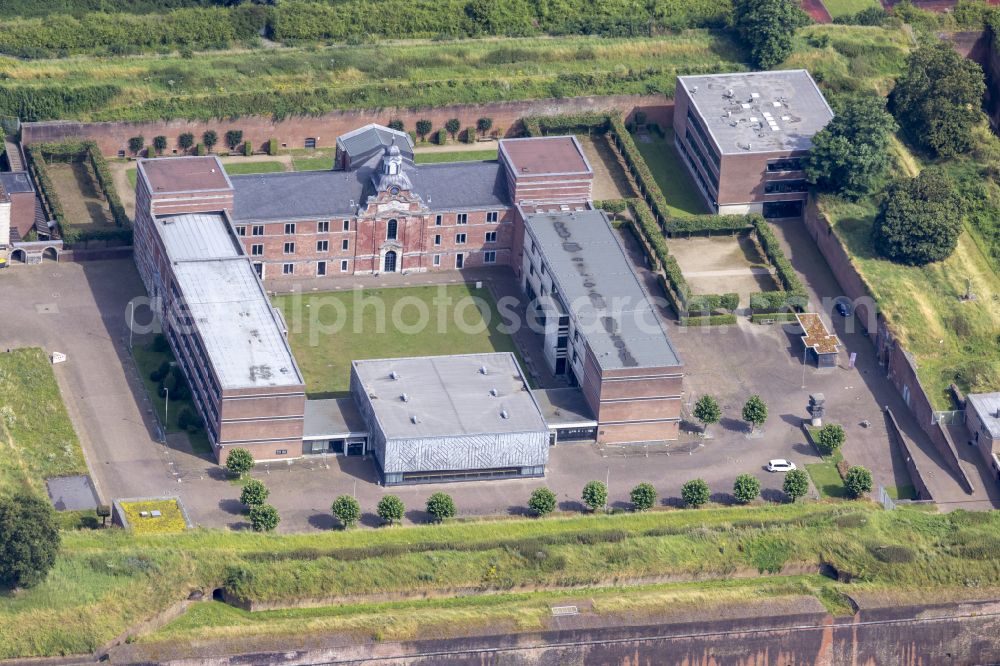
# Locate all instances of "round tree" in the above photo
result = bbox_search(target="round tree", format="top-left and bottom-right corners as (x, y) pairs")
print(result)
(178, 132), (194, 152)
(153, 135), (168, 154)
(248, 504), (279, 532)
(783, 469), (809, 502)
(415, 119), (433, 141)
(872, 169), (962, 266)
(742, 395), (768, 433)
(681, 479), (710, 508)
(844, 466), (873, 499)
(376, 495), (405, 525)
(581, 480), (608, 512)
(733, 474), (761, 505)
(0, 494), (60, 589)
(239, 479), (269, 507)
(630, 482), (657, 511)
(426, 492), (456, 522)
(202, 130), (218, 152)
(527, 487), (557, 517)
(225, 448), (254, 478)
(331, 495), (361, 529)
(693, 394), (721, 436)
(387, 119), (404, 131)
(445, 118), (461, 139)
(476, 117), (493, 137)
(816, 424), (846, 456)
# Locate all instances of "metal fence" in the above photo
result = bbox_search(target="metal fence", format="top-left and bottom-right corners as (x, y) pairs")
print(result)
(933, 410), (965, 426)
(876, 485), (896, 511)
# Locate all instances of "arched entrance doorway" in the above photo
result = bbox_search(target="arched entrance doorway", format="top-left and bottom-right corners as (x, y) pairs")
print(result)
(9, 249), (26, 263)
(42, 247), (59, 262)
(383, 250), (397, 273)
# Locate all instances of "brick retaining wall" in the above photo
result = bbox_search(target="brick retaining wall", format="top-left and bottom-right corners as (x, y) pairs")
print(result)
(22, 95), (674, 158)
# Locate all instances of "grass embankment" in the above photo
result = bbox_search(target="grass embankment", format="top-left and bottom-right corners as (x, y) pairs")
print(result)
(131, 340), (212, 454)
(4, 503), (1000, 658)
(0, 348), (87, 496)
(0, 34), (745, 122)
(272, 285), (522, 398)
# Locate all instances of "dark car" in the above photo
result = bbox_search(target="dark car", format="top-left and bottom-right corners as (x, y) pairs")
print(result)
(835, 301), (852, 317)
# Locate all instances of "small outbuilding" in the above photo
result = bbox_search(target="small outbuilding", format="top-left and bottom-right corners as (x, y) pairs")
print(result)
(335, 124), (414, 171)
(966, 392), (1000, 479)
(350, 353), (549, 485)
(796, 313), (841, 368)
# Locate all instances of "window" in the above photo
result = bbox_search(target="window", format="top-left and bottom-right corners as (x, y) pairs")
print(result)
(435, 214), (442, 226)
(457, 213), (468, 225)
(456, 253), (464, 269)
(387, 219), (398, 240)
(304, 138), (316, 149)
(340, 259), (349, 272)
(486, 211), (498, 223)
(485, 231), (497, 243)
(317, 221), (330, 233)
(455, 233), (467, 244)
(484, 250), (496, 263)
(341, 239), (349, 251)
(317, 261), (326, 276)
(433, 254), (441, 266)
(284, 242), (295, 254)
(252, 225), (264, 236)
(343, 219), (350, 231)
(284, 223), (296, 235)
(251, 244), (263, 256)
(317, 240), (329, 252)
(235, 225), (246, 236)
(434, 234), (442, 246)
(767, 158), (803, 172)
(282, 263), (294, 275)
(764, 179), (808, 194)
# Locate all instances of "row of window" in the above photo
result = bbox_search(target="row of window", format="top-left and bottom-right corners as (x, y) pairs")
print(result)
(678, 135), (719, 201)
(254, 231), (500, 256)
(234, 211), (503, 238)
(685, 110), (721, 171)
(274, 250), (497, 275)
(763, 179), (808, 194)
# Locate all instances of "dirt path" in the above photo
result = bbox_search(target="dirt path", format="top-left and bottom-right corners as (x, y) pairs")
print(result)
(800, 0), (832, 22)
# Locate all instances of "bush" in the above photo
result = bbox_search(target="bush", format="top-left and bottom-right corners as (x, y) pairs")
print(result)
(153, 135), (167, 154)
(844, 466), (873, 499)
(462, 127), (476, 144)
(127, 136), (144, 156)
(195, 143), (207, 156)
(434, 128), (447, 145)
(202, 130), (217, 152)
(331, 495), (361, 529)
(415, 119), (433, 141)
(679, 314), (738, 327)
(376, 495), (405, 525)
(445, 118), (461, 139)
(528, 487), (557, 517)
(681, 479), (710, 508)
(225, 448), (254, 478)
(581, 480), (608, 512)
(630, 483), (657, 511)
(151, 334), (169, 353)
(426, 492), (456, 522)
(783, 469), (809, 502)
(177, 407), (195, 431)
(476, 117), (493, 137)
(733, 474), (761, 504)
(178, 132), (194, 152)
(0, 494), (60, 589)
(387, 119), (404, 131)
(149, 360), (170, 383)
(248, 504), (279, 532)
(239, 479), (269, 507)
(224, 129), (243, 151)
(266, 138), (278, 156)
(243, 141), (253, 157)
(815, 424), (846, 456)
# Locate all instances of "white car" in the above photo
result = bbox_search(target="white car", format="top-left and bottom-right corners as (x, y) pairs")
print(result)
(766, 459), (797, 472)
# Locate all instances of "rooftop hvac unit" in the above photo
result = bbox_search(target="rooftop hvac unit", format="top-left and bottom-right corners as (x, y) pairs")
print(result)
(389, 370), (399, 380)
(500, 409), (509, 419)
(400, 393), (409, 402)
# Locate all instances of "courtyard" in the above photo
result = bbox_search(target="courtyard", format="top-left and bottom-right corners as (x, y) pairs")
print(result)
(668, 233), (779, 305)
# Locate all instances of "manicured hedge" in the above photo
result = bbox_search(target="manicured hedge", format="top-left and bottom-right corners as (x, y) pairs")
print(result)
(679, 314), (738, 326)
(750, 312), (799, 323)
(751, 216), (806, 295)
(666, 214), (754, 235)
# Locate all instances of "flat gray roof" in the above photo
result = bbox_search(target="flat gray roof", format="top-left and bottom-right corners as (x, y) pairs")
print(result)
(354, 353), (548, 440)
(532, 387), (596, 428)
(524, 209), (682, 371)
(678, 70), (834, 154)
(303, 398), (368, 439)
(968, 392), (1000, 440)
(152, 212), (302, 391)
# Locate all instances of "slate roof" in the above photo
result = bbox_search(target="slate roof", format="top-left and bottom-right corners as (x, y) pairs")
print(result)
(230, 160), (508, 221)
(337, 124), (414, 164)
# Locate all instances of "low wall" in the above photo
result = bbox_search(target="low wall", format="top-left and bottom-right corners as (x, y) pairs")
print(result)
(884, 407), (935, 501)
(21, 95), (674, 158)
(803, 197), (973, 494)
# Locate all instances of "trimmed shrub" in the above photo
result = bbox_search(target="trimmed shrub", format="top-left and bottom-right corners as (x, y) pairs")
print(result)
(225, 448), (254, 478)
(844, 466), (873, 498)
(266, 138), (278, 156)
(581, 480), (608, 512)
(679, 314), (738, 326)
(462, 127), (476, 144)
(816, 424), (846, 456)
(733, 474), (761, 504)
(426, 493), (456, 522)
(376, 495), (405, 525)
(783, 469), (809, 502)
(331, 495), (361, 529)
(630, 483), (657, 511)
(178, 133), (194, 152)
(243, 141), (252, 157)
(195, 143), (207, 156)
(239, 479), (269, 507)
(248, 504), (279, 532)
(434, 128), (447, 145)
(681, 479), (710, 508)
(528, 488), (557, 516)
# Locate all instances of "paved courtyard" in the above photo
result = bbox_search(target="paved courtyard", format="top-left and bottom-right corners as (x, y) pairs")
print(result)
(669, 234), (778, 304)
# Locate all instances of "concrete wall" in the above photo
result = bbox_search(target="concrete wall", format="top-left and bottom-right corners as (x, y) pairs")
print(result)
(22, 94), (671, 158)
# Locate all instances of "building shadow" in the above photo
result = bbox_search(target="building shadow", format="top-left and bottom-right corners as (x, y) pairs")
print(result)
(335, 456), (379, 483)
(792, 442), (818, 457)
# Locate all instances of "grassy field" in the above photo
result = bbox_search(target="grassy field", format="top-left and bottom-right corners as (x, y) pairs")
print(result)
(820, 0), (881, 18)
(415, 149), (498, 164)
(221, 160), (286, 175)
(634, 129), (709, 218)
(291, 153), (334, 172)
(0, 34), (745, 122)
(120, 499), (187, 534)
(47, 161), (114, 229)
(131, 340), (212, 454)
(273, 285), (521, 398)
(4, 502), (1000, 658)
(0, 348), (87, 497)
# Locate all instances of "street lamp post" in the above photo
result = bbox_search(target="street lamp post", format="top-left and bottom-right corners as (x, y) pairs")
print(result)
(164, 386), (170, 426)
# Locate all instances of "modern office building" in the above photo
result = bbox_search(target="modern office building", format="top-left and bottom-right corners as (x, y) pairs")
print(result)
(673, 70), (834, 216)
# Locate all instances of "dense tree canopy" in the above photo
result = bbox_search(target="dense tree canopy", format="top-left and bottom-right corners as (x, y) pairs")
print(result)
(733, 0), (809, 69)
(0, 495), (60, 589)
(805, 94), (898, 200)
(872, 168), (963, 265)
(890, 40), (986, 158)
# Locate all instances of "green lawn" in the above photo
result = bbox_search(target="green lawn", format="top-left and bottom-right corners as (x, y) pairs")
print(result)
(131, 340), (212, 455)
(220, 160), (286, 175)
(415, 149), (498, 164)
(0, 348), (87, 497)
(5, 503), (1000, 659)
(805, 462), (847, 499)
(633, 130), (709, 218)
(820, 0), (881, 18)
(126, 167), (137, 190)
(291, 153), (335, 172)
(886, 485), (917, 501)
(273, 285), (522, 398)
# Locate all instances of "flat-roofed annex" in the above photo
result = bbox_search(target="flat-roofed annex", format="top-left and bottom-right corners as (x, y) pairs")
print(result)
(499, 136), (592, 177)
(678, 69), (834, 154)
(138, 155), (232, 194)
(353, 353), (548, 440)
